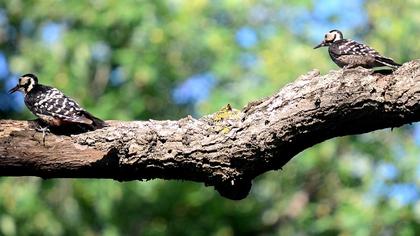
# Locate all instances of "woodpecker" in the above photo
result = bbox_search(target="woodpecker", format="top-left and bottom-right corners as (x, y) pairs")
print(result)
(9, 73), (106, 130)
(314, 29), (401, 69)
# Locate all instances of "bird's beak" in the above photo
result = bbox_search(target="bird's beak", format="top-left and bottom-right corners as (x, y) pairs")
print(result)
(8, 85), (20, 94)
(313, 41), (326, 49)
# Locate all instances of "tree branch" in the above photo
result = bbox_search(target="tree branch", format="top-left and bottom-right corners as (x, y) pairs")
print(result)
(1, 60), (419, 200)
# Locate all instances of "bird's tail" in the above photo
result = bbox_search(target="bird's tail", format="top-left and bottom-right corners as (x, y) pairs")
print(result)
(90, 116), (107, 129)
(375, 56), (402, 69)
(83, 111), (107, 130)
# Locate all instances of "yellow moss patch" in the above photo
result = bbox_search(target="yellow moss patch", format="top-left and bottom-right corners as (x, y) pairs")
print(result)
(207, 104), (242, 134)
(212, 104), (241, 122)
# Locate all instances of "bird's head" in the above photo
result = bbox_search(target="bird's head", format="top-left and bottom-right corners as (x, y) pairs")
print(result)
(314, 29), (343, 49)
(9, 73), (39, 94)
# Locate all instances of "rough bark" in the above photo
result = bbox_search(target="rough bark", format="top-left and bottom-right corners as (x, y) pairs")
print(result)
(1, 60), (419, 200)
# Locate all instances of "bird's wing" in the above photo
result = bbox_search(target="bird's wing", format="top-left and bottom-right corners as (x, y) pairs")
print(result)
(338, 40), (381, 56)
(339, 40), (401, 68)
(31, 88), (93, 125)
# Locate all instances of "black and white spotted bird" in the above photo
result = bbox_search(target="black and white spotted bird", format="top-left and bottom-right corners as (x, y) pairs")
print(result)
(314, 29), (401, 69)
(9, 73), (106, 130)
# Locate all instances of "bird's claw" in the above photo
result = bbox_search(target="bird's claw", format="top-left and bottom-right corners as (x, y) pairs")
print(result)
(35, 125), (50, 145)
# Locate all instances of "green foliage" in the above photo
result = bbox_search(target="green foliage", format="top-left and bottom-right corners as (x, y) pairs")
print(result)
(1, 0), (420, 235)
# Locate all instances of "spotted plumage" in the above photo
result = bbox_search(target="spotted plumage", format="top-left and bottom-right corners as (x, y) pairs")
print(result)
(314, 29), (401, 69)
(9, 73), (106, 130)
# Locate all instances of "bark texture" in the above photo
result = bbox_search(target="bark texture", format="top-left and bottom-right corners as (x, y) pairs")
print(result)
(1, 60), (420, 200)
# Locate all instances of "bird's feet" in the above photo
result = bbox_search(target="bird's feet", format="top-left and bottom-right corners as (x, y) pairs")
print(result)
(35, 125), (51, 145)
(342, 64), (358, 70)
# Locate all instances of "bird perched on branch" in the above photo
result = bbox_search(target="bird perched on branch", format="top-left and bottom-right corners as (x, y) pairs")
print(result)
(314, 29), (401, 69)
(9, 74), (106, 133)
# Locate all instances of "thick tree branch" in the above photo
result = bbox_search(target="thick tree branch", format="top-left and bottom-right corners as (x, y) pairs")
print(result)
(1, 60), (419, 199)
